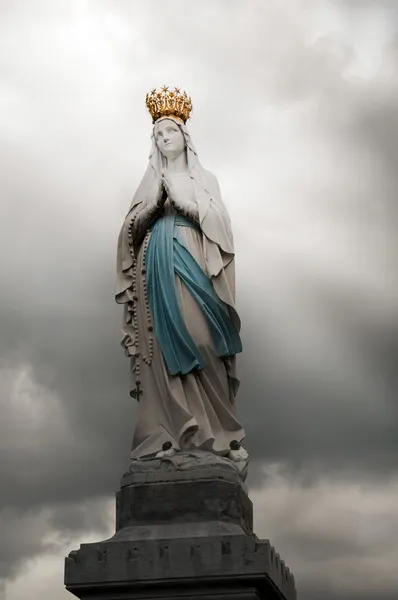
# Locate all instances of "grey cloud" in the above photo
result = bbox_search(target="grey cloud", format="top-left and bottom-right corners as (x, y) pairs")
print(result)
(0, 499), (112, 590)
(0, 508), (49, 581)
(251, 469), (398, 600)
(1, 0), (398, 598)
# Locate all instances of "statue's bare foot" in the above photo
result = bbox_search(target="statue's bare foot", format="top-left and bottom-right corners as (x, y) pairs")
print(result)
(228, 440), (249, 462)
(155, 441), (177, 458)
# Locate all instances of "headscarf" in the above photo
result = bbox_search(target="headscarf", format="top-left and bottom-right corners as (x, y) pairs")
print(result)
(116, 117), (240, 331)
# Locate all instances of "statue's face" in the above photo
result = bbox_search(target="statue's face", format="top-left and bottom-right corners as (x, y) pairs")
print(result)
(155, 118), (185, 159)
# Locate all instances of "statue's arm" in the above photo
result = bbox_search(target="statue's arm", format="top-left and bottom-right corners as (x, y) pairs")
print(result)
(129, 202), (162, 242)
(171, 197), (199, 224)
(161, 170), (199, 224)
(128, 187), (166, 243)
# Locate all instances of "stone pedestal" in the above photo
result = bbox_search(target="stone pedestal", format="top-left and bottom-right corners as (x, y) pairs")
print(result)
(64, 455), (297, 600)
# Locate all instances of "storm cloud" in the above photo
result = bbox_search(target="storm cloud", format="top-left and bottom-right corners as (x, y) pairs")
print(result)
(1, 1), (398, 599)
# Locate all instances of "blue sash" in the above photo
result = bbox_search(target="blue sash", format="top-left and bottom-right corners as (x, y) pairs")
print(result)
(145, 214), (242, 376)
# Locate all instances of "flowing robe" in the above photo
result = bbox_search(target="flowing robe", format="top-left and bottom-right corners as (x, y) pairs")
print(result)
(116, 171), (245, 459)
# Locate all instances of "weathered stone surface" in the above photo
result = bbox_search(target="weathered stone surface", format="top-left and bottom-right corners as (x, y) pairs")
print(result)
(122, 450), (249, 486)
(64, 474), (296, 600)
(65, 534), (296, 600)
(116, 477), (253, 534)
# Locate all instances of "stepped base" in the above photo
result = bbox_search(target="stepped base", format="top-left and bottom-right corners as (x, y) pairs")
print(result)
(64, 458), (296, 600)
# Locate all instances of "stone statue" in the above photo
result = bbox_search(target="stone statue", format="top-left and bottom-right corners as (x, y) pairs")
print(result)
(116, 86), (247, 469)
(65, 88), (297, 600)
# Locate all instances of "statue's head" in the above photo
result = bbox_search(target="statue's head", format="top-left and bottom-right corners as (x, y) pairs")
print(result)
(154, 117), (186, 160)
(129, 87), (228, 242)
(146, 86), (192, 162)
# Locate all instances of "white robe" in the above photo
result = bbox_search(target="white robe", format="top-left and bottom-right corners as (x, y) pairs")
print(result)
(116, 120), (244, 459)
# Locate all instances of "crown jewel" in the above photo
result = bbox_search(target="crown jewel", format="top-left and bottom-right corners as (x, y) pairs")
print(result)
(146, 86), (193, 124)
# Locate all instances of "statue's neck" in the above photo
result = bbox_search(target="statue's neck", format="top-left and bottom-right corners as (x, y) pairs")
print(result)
(165, 152), (189, 174)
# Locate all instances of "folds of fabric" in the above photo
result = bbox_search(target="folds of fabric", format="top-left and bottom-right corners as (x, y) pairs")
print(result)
(146, 214), (242, 377)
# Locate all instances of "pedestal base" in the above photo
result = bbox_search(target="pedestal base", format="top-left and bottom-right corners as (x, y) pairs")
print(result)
(65, 461), (296, 600)
(65, 533), (294, 600)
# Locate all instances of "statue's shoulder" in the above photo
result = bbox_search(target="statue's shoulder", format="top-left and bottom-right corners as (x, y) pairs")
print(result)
(203, 169), (220, 194)
(203, 169), (218, 183)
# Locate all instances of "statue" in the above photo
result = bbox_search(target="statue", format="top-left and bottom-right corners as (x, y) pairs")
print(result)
(64, 88), (296, 600)
(116, 87), (247, 470)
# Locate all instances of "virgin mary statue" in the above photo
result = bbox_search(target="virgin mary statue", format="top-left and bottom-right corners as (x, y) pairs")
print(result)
(116, 87), (245, 461)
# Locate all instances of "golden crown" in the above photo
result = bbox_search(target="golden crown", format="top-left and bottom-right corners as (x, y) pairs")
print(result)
(145, 86), (193, 124)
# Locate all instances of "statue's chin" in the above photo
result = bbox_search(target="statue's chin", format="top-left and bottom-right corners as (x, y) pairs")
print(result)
(161, 149), (184, 160)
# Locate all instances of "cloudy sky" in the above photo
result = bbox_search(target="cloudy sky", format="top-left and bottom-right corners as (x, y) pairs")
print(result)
(1, 1), (398, 598)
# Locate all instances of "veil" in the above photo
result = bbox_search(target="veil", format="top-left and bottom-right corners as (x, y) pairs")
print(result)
(116, 117), (240, 332)
(129, 117), (234, 255)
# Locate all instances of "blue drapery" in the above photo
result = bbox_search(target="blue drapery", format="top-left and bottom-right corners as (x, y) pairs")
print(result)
(146, 214), (242, 376)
